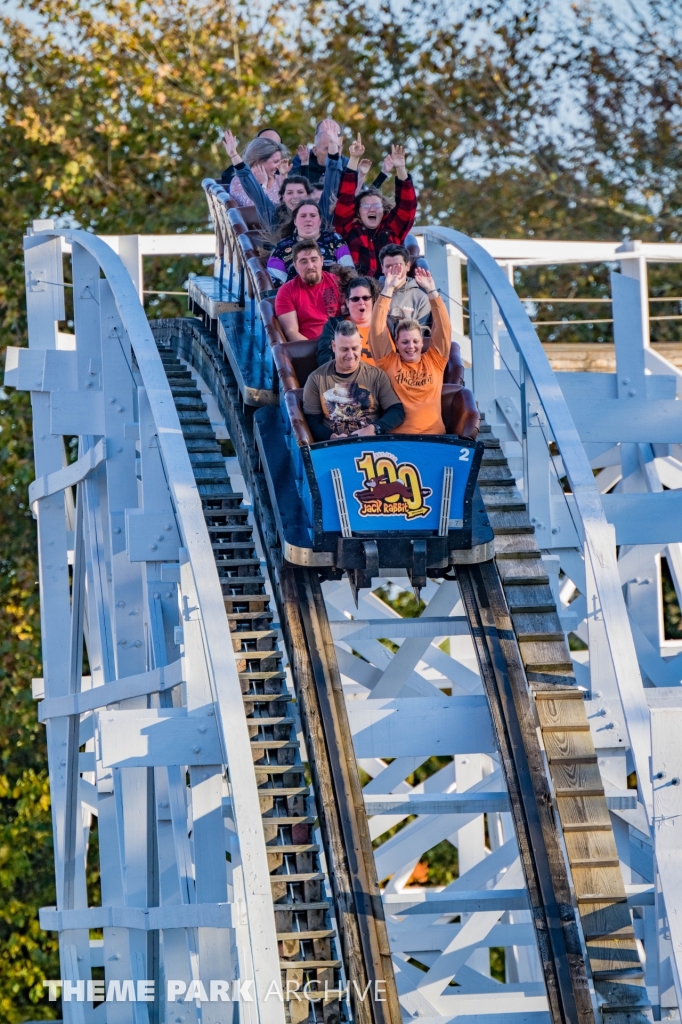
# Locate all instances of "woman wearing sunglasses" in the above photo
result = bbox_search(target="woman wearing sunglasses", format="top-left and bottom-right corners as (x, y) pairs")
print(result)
(316, 276), (380, 366)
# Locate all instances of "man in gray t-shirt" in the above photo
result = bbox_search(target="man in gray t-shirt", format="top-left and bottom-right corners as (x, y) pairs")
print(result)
(303, 321), (405, 441)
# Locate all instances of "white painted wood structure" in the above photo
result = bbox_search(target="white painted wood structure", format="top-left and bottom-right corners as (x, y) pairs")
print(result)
(8, 220), (682, 1023)
(8, 225), (282, 1024)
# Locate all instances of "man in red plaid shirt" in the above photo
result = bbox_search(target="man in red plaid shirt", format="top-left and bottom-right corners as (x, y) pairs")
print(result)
(333, 134), (417, 278)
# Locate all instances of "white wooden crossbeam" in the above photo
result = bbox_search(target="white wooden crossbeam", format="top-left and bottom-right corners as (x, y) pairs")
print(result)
(37, 659), (185, 720)
(40, 903), (235, 931)
(28, 437), (106, 509)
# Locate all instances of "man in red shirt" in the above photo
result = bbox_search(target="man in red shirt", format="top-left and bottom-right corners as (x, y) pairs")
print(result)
(274, 241), (342, 341)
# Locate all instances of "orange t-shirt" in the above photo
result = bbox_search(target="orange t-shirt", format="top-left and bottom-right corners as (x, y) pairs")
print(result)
(357, 324), (376, 367)
(376, 348), (447, 434)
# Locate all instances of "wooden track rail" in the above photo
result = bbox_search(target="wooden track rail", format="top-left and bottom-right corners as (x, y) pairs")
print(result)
(152, 316), (650, 1024)
(475, 419), (650, 1024)
(155, 322), (401, 1024)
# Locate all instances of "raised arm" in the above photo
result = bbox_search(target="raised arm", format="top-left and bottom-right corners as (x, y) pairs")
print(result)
(369, 264), (402, 361)
(223, 130), (276, 228)
(333, 169), (358, 236)
(233, 163), (276, 230)
(320, 131), (342, 228)
(370, 153), (392, 190)
(414, 267), (451, 358)
(384, 145), (417, 240)
(333, 134), (364, 236)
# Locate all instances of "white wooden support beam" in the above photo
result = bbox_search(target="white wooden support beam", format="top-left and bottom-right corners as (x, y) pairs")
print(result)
(347, 696), (495, 758)
(330, 616), (468, 641)
(28, 439), (106, 510)
(383, 888), (530, 916)
(524, 379), (554, 547)
(651, 708), (682, 1011)
(38, 660), (184, 720)
(468, 262), (497, 424)
(371, 581), (462, 699)
(41, 903), (235, 932)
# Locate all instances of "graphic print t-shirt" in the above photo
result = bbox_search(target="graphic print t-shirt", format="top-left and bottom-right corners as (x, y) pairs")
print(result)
(303, 360), (400, 436)
(274, 272), (342, 340)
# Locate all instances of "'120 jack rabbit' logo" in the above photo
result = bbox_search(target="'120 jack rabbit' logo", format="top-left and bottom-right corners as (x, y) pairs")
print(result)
(353, 451), (432, 520)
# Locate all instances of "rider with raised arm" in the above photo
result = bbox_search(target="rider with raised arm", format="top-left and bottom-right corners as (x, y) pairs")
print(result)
(222, 130), (309, 229)
(368, 267), (452, 435)
(333, 134), (417, 277)
(224, 134), (289, 209)
(291, 119), (348, 184)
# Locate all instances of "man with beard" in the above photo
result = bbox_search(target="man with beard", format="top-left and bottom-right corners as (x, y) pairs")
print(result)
(275, 242), (342, 341)
(303, 320), (404, 441)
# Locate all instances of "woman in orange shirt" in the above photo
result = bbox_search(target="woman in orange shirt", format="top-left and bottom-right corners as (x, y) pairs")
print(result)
(368, 266), (450, 434)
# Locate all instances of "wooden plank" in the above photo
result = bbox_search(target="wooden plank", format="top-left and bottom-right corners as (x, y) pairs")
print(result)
(479, 487), (526, 510)
(505, 584), (557, 613)
(571, 867), (626, 901)
(493, 533), (541, 556)
(487, 508), (535, 533)
(555, 794), (612, 830)
(511, 611), (565, 642)
(535, 699), (592, 728)
(519, 641), (573, 672)
(550, 762), (605, 792)
(477, 465), (516, 483)
(542, 730), (596, 761)
(497, 559), (550, 584)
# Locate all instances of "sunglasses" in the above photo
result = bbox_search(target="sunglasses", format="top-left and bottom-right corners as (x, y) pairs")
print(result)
(348, 295), (373, 302)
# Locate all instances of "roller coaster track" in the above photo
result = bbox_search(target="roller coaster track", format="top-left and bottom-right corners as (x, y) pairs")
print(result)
(11, 221), (671, 1024)
(155, 315), (647, 1023)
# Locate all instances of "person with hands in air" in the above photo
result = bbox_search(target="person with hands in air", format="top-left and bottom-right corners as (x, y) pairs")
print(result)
(222, 130), (311, 230)
(378, 243), (431, 325)
(356, 153), (394, 194)
(368, 266), (451, 435)
(223, 132), (287, 209)
(334, 135), (417, 277)
(292, 118), (348, 184)
(303, 321), (405, 441)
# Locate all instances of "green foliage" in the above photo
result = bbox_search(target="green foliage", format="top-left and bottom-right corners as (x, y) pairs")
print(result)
(490, 947), (505, 983)
(374, 584), (426, 618)
(661, 557), (682, 640)
(409, 839), (459, 887)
